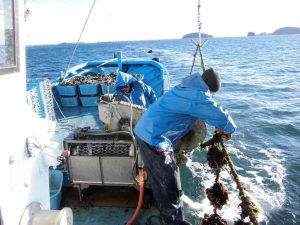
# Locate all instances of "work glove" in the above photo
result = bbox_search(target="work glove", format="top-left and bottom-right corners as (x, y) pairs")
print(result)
(214, 128), (232, 141)
(155, 148), (175, 165)
(199, 129), (232, 149)
(164, 151), (174, 165)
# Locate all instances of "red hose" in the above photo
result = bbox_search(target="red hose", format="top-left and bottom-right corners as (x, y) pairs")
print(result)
(126, 168), (144, 225)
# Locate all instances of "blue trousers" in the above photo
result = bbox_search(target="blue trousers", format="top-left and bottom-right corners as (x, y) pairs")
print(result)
(135, 136), (185, 225)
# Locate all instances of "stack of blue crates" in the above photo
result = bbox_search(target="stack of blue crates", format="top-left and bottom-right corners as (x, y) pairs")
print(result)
(56, 85), (79, 107)
(79, 84), (100, 107)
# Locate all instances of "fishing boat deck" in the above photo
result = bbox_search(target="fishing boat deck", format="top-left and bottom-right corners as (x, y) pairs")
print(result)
(70, 207), (158, 225)
(52, 106), (102, 148)
(54, 106), (161, 224)
(55, 106), (102, 129)
(61, 186), (153, 208)
(47, 56), (167, 224)
(61, 186), (158, 225)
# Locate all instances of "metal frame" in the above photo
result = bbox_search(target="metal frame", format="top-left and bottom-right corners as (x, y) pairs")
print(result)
(64, 137), (137, 188)
(0, 0), (20, 75)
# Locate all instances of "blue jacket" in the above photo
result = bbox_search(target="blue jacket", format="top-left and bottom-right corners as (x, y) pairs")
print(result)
(134, 72), (237, 152)
(115, 72), (157, 108)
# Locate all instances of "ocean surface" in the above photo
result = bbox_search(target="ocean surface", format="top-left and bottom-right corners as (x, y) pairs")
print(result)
(26, 34), (300, 225)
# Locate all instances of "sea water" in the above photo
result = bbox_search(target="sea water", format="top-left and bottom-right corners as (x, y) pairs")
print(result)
(26, 34), (300, 225)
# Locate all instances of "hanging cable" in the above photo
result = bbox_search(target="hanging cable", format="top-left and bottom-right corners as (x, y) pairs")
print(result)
(64, 0), (97, 78)
(197, 0), (206, 73)
(190, 0), (206, 75)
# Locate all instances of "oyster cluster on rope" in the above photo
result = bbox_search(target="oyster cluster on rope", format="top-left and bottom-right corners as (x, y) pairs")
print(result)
(239, 196), (260, 222)
(234, 220), (253, 225)
(200, 213), (228, 225)
(199, 134), (259, 225)
(207, 144), (227, 171)
(206, 182), (229, 210)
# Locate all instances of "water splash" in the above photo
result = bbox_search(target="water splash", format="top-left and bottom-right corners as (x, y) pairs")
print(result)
(183, 146), (286, 224)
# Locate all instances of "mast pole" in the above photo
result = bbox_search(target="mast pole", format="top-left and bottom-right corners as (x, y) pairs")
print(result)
(197, 0), (202, 45)
(190, 0), (206, 75)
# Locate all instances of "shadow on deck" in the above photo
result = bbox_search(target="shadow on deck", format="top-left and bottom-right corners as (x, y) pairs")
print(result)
(60, 186), (159, 225)
(61, 186), (154, 209)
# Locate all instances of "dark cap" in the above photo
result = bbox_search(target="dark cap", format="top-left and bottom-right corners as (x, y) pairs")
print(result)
(202, 68), (220, 92)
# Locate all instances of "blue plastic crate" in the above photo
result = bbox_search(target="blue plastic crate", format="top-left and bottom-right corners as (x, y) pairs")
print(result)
(49, 170), (63, 210)
(108, 84), (116, 93)
(100, 84), (108, 94)
(78, 84), (99, 96)
(56, 85), (77, 96)
(60, 96), (79, 107)
(80, 96), (99, 107)
(100, 84), (116, 94)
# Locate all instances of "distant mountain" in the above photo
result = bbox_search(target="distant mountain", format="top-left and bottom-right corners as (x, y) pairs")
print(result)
(272, 27), (300, 35)
(247, 27), (300, 36)
(182, 32), (213, 39)
(247, 32), (255, 36)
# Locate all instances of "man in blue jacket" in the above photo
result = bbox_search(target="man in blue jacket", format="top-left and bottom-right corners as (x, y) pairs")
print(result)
(134, 68), (236, 225)
(114, 71), (157, 108)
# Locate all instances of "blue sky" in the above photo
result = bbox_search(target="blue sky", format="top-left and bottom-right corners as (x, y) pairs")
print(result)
(24, 0), (300, 45)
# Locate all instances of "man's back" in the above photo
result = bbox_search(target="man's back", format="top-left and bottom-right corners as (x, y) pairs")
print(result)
(115, 71), (157, 108)
(134, 72), (236, 151)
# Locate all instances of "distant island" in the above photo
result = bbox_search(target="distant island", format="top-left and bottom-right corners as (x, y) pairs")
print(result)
(182, 33), (213, 39)
(247, 26), (300, 36)
(182, 27), (300, 38)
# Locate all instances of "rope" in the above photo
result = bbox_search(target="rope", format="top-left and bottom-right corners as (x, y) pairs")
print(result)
(64, 0), (97, 78)
(220, 141), (260, 225)
(199, 47), (206, 73)
(190, 39), (207, 75)
(51, 89), (68, 121)
(200, 134), (260, 224)
(78, 58), (118, 77)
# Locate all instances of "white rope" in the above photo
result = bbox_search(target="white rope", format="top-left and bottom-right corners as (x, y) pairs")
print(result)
(51, 90), (68, 122)
(64, 0), (97, 78)
(76, 58), (118, 77)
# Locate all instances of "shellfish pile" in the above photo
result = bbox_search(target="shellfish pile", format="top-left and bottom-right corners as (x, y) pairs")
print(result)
(59, 72), (117, 86)
(59, 72), (144, 86)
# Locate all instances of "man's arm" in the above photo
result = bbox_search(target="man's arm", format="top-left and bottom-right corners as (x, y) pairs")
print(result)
(189, 96), (236, 134)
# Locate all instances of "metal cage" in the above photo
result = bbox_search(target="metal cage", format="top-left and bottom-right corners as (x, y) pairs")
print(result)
(64, 130), (137, 188)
